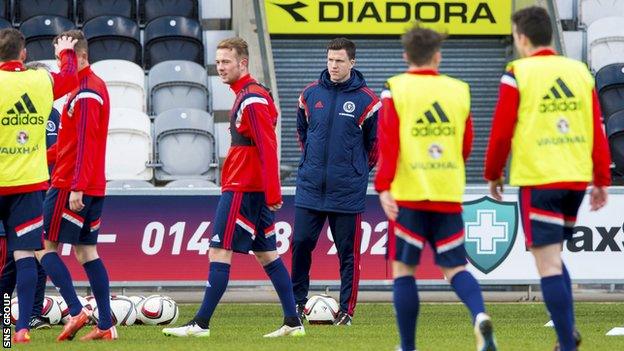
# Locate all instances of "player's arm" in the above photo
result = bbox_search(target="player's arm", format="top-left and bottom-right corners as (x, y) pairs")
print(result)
(484, 70), (520, 200)
(463, 114), (474, 161)
(242, 96), (282, 208)
(374, 84), (400, 221)
(296, 92), (309, 150)
(69, 90), (104, 211)
(51, 37), (79, 99)
(46, 143), (58, 166)
(589, 89), (612, 210)
(360, 97), (381, 170)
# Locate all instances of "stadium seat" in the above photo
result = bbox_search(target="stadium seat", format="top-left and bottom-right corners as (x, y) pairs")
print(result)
(201, 0), (232, 29)
(154, 108), (217, 181)
(164, 179), (218, 188)
(140, 0), (198, 23)
(14, 0), (72, 22)
(148, 60), (208, 115)
(0, 17), (10, 30)
(596, 63), (624, 118)
(21, 16), (75, 61)
(587, 17), (624, 72)
(106, 108), (153, 180)
(83, 15), (141, 65)
(78, 0), (137, 24)
(106, 180), (154, 189)
(580, 0), (624, 28)
(144, 16), (203, 69)
(91, 60), (146, 112)
(1, 1), (8, 20)
(606, 110), (624, 173)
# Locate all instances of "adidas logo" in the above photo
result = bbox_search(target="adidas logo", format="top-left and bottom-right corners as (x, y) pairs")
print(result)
(412, 102), (456, 137)
(539, 78), (579, 113)
(2, 93), (45, 126)
(211, 234), (220, 243)
(314, 100), (324, 109)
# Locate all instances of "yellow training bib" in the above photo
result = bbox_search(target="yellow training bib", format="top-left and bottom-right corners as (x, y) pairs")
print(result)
(509, 55), (594, 186)
(387, 73), (470, 202)
(0, 68), (53, 187)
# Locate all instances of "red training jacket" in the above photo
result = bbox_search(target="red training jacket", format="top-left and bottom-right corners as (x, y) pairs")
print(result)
(47, 66), (110, 196)
(220, 74), (282, 206)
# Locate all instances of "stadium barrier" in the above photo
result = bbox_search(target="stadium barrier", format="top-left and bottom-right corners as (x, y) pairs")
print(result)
(65, 186), (624, 287)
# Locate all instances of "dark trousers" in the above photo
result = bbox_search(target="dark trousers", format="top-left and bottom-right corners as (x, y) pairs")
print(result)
(291, 207), (362, 316)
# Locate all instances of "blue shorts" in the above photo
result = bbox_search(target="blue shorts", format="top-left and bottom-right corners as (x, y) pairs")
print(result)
(0, 191), (44, 251)
(519, 187), (585, 247)
(390, 207), (467, 267)
(209, 191), (276, 254)
(43, 187), (104, 245)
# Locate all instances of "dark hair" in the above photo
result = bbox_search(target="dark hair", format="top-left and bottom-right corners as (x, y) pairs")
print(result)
(401, 25), (445, 66)
(0, 28), (25, 61)
(54, 29), (88, 53)
(217, 37), (249, 60)
(512, 6), (552, 47)
(327, 37), (356, 60)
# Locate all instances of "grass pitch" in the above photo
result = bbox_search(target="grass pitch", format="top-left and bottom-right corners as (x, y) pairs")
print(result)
(14, 302), (624, 351)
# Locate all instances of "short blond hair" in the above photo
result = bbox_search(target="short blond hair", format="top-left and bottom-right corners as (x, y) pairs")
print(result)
(217, 37), (249, 60)
(54, 29), (88, 53)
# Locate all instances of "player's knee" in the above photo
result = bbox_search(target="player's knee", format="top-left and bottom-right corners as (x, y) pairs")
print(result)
(392, 261), (415, 278)
(209, 247), (232, 263)
(440, 265), (466, 281)
(254, 250), (278, 266)
(74, 245), (99, 264)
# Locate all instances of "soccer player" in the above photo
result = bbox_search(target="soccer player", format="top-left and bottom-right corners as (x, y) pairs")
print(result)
(292, 37), (379, 325)
(162, 37), (304, 338)
(375, 26), (497, 351)
(484, 7), (611, 351)
(0, 28), (78, 343)
(0, 106), (62, 331)
(36, 29), (115, 341)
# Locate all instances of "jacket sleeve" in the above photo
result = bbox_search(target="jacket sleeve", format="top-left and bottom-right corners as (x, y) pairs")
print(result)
(360, 93), (381, 170)
(591, 89), (612, 186)
(46, 143), (58, 166)
(51, 49), (78, 99)
(374, 84), (400, 193)
(463, 115), (474, 162)
(240, 95), (282, 206)
(484, 70), (520, 181)
(70, 90), (103, 191)
(296, 91), (309, 150)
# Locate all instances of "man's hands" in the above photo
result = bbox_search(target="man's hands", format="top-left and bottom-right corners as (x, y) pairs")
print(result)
(488, 177), (505, 201)
(54, 36), (77, 58)
(69, 191), (84, 212)
(268, 202), (283, 212)
(379, 191), (398, 221)
(590, 186), (608, 211)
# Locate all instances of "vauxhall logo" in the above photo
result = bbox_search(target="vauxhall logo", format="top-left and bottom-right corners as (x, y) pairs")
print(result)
(539, 78), (579, 113)
(272, 1), (497, 24)
(2, 93), (45, 126)
(412, 102), (455, 137)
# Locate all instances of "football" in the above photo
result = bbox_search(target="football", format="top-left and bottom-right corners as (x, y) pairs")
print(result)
(137, 295), (179, 325)
(304, 295), (339, 324)
(92, 296), (137, 326)
(40, 296), (63, 324)
(128, 295), (146, 324)
(9, 297), (18, 325)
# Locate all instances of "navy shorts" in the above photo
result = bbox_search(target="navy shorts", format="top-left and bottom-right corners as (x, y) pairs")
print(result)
(0, 191), (44, 251)
(43, 187), (104, 245)
(209, 191), (276, 254)
(519, 187), (585, 247)
(389, 207), (467, 267)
